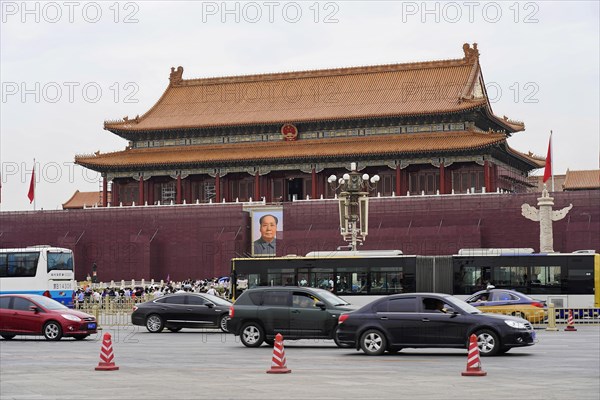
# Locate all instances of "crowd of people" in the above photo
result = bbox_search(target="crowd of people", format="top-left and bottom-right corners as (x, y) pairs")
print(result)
(74, 277), (231, 304)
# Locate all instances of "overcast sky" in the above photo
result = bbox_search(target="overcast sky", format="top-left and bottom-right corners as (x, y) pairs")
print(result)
(1, 0), (598, 211)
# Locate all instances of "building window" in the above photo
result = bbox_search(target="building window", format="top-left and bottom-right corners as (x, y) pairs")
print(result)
(160, 182), (176, 204)
(117, 183), (138, 205)
(451, 168), (485, 193)
(409, 170), (439, 195)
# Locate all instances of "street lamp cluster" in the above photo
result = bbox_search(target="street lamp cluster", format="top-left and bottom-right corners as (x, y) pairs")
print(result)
(328, 162), (380, 251)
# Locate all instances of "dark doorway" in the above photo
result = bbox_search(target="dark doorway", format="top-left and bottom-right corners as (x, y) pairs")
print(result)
(288, 178), (303, 201)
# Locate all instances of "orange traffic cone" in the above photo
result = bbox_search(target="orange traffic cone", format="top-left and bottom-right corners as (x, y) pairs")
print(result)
(95, 332), (119, 371)
(266, 333), (291, 374)
(564, 309), (577, 331)
(461, 334), (487, 376)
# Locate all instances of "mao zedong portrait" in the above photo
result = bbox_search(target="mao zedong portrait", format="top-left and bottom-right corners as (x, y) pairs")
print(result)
(254, 214), (278, 256)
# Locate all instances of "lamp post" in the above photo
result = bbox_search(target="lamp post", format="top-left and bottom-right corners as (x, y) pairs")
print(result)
(328, 162), (380, 251)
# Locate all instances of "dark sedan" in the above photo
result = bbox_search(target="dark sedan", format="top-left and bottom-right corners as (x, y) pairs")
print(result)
(336, 293), (536, 356)
(131, 293), (231, 333)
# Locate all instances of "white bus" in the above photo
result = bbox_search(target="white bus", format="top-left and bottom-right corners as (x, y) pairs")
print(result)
(0, 246), (75, 306)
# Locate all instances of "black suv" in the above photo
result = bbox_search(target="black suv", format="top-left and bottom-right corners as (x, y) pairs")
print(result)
(228, 286), (353, 347)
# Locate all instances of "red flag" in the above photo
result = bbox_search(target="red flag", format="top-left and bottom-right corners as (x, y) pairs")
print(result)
(543, 134), (552, 183)
(27, 166), (35, 203)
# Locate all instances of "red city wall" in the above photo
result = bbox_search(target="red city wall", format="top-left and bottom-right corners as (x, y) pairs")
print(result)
(1, 191), (598, 282)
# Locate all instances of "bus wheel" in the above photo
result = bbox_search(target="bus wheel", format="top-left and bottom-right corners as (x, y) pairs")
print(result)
(43, 321), (63, 341)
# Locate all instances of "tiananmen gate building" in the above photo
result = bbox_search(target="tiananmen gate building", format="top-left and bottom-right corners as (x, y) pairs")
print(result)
(2, 43), (598, 282)
(75, 43), (544, 207)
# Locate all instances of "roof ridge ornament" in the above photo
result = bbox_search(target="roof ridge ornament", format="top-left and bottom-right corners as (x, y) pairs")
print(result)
(170, 66), (184, 86)
(462, 43), (479, 63)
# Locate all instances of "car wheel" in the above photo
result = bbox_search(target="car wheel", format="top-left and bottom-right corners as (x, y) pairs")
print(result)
(240, 322), (265, 347)
(475, 329), (500, 356)
(218, 314), (230, 333)
(43, 321), (63, 341)
(1, 334), (16, 340)
(145, 314), (165, 333)
(360, 329), (387, 356)
(167, 327), (182, 332)
(73, 335), (89, 340)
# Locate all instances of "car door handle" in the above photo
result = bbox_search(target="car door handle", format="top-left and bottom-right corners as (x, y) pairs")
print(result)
(421, 318), (430, 322)
(291, 310), (300, 314)
(186, 309), (193, 311)
(380, 317), (388, 320)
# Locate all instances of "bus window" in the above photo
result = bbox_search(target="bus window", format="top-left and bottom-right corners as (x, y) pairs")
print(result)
(310, 270), (334, 291)
(4, 253), (39, 278)
(370, 267), (404, 294)
(336, 268), (367, 294)
(47, 252), (74, 272)
(298, 269), (309, 287)
(491, 266), (527, 291)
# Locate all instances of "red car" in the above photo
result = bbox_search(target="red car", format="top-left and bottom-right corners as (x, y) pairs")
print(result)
(0, 294), (97, 340)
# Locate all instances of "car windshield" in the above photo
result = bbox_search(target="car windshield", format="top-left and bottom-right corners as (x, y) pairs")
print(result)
(311, 289), (351, 306)
(201, 293), (231, 306)
(444, 296), (482, 314)
(31, 295), (68, 310)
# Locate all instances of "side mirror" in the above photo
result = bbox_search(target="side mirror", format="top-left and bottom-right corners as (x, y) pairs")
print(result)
(315, 301), (326, 310)
(29, 305), (40, 313)
(206, 302), (214, 308)
(444, 306), (456, 315)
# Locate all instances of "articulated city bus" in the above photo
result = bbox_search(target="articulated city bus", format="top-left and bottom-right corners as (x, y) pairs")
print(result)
(231, 249), (600, 308)
(0, 246), (75, 306)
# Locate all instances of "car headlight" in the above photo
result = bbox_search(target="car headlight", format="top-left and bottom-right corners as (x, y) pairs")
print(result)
(504, 320), (527, 329)
(62, 314), (82, 322)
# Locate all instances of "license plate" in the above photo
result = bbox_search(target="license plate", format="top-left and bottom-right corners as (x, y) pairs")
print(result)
(53, 282), (72, 290)
(87, 323), (97, 330)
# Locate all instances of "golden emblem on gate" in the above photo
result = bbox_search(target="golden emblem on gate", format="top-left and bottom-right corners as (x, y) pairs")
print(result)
(281, 124), (298, 141)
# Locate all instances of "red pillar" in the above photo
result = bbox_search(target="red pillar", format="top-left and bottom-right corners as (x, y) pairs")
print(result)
(484, 161), (491, 192)
(311, 168), (317, 199)
(102, 177), (108, 207)
(138, 178), (144, 205)
(215, 173), (221, 202)
(112, 181), (119, 205)
(176, 174), (182, 204)
(439, 162), (446, 194)
(395, 165), (401, 196)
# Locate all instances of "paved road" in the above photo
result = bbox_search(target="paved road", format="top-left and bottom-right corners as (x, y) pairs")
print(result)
(1, 325), (598, 400)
